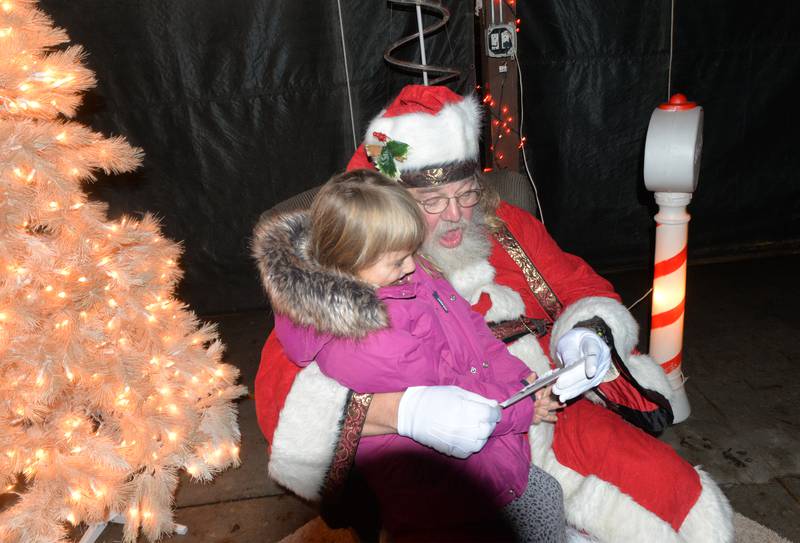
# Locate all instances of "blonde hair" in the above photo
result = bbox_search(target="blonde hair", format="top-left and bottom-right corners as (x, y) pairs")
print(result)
(310, 169), (426, 275)
(476, 175), (505, 232)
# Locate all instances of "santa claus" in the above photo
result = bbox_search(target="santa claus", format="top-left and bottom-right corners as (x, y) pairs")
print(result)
(253, 85), (732, 542)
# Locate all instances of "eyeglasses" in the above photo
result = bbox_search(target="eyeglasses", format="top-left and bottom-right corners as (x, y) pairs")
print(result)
(415, 188), (483, 214)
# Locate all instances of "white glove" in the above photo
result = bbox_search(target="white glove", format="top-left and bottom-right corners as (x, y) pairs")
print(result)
(552, 327), (612, 403)
(397, 386), (501, 459)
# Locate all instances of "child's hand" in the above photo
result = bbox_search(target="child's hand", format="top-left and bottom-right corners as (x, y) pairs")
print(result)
(533, 385), (563, 424)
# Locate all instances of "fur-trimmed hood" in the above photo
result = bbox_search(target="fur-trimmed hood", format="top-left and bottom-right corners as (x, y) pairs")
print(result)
(252, 211), (387, 338)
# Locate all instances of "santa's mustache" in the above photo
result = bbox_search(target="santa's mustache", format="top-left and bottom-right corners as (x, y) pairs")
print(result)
(430, 217), (470, 239)
(420, 208), (492, 274)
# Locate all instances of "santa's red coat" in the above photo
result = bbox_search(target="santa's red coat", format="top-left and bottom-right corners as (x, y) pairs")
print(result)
(256, 202), (709, 536)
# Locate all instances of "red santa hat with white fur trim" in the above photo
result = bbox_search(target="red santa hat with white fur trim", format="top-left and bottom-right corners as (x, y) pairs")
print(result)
(346, 85), (481, 187)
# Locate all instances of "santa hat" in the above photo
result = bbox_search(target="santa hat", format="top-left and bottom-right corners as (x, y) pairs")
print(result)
(346, 85), (481, 187)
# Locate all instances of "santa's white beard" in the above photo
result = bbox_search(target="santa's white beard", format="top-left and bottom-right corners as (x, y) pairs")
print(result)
(421, 208), (492, 279)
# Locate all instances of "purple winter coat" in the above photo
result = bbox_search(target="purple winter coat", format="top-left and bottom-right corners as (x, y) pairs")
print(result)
(275, 260), (535, 532)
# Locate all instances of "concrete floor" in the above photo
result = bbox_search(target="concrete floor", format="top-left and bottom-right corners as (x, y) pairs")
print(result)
(75, 254), (800, 542)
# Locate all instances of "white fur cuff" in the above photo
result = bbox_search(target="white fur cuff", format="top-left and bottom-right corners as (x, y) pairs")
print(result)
(626, 353), (675, 403)
(550, 297), (639, 360)
(268, 363), (350, 501)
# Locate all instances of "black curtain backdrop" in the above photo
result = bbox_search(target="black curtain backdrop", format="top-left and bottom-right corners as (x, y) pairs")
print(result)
(515, 1), (800, 269)
(38, 1), (799, 314)
(39, 0), (475, 314)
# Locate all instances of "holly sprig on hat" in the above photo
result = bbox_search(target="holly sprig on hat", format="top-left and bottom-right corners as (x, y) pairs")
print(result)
(367, 132), (409, 179)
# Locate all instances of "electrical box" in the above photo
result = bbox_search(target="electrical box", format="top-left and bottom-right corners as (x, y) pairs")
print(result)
(486, 23), (516, 58)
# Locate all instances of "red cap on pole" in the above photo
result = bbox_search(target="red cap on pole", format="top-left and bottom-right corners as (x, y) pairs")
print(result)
(658, 93), (698, 111)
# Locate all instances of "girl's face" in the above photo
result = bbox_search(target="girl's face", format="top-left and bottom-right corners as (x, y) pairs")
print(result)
(357, 251), (416, 287)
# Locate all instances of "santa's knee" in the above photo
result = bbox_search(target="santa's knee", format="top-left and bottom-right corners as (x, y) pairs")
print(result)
(677, 468), (733, 543)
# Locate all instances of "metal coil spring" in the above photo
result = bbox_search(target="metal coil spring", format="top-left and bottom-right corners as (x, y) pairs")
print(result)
(384, 0), (460, 85)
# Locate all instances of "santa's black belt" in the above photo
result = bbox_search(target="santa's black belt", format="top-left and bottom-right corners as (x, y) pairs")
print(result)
(488, 317), (551, 343)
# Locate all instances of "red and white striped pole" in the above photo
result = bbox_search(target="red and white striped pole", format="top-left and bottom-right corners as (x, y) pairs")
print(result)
(650, 192), (692, 422)
(643, 93), (703, 423)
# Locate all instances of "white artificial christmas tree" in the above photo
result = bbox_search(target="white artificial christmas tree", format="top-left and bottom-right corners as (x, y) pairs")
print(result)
(0, 2), (247, 541)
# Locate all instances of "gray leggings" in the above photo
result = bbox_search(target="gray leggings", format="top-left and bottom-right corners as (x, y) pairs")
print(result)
(501, 464), (566, 543)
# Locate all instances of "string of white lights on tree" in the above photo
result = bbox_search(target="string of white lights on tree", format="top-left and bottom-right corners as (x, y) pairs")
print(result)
(0, 2), (246, 541)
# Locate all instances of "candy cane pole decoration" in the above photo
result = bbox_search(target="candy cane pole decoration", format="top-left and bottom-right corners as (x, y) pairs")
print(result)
(643, 93), (703, 423)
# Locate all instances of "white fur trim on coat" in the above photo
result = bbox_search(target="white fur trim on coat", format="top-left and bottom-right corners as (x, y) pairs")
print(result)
(530, 419), (680, 543)
(364, 94), (481, 172)
(268, 363), (349, 501)
(625, 353), (675, 403)
(550, 297), (639, 359)
(448, 260), (526, 323)
(678, 468), (734, 543)
(508, 335), (551, 377)
(448, 260), (497, 301)
(530, 425), (731, 543)
(550, 296), (675, 403)
(480, 283), (527, 324)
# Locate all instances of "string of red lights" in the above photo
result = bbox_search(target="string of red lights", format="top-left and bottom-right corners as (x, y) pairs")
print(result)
(479, 0), (525, 171)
